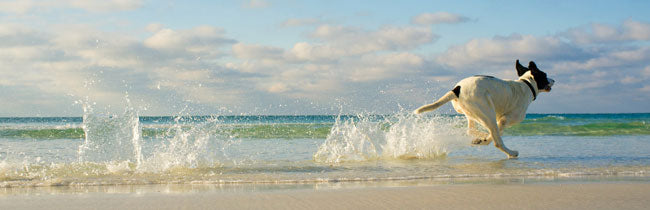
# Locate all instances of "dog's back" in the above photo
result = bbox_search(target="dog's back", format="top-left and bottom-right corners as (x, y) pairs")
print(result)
(454, 76), (531, 116)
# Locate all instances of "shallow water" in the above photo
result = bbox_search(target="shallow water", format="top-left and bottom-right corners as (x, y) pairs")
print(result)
(0, 112), (649, 187)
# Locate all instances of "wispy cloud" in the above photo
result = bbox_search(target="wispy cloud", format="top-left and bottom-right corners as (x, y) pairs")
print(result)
(411, 12), (470, 25)
(65, 0), (144, 12)
(280, 18), (324, 27)
(437, 34), (585, 69)
(0, 0), (144, 14)
(563, 20), (650, 44)
(1, 4), (649, 115)
(0, 23), (245, 115)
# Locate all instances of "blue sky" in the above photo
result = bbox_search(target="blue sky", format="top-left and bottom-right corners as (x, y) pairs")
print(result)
(1, 0), (650, 116)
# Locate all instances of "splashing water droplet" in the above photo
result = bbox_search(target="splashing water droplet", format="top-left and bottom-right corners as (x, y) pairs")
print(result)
(313, 112), (468, 163)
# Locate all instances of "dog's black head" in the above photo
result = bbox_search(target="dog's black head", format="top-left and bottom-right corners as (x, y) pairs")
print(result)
(516, 60), (554, 92)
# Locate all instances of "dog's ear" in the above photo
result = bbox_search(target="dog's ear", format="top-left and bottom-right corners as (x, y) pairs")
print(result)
(516, 60), (528, 76)
(528, 61), (538, 71)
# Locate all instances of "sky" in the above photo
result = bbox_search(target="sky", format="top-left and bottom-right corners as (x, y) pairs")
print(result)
(1, 0), (650, 116)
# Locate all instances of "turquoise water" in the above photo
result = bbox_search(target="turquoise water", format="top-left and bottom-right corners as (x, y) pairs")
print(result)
(0, 112), (649, 187)
(2, 113), (649, 139)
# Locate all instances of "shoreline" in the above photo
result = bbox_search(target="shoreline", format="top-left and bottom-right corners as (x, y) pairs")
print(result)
(1, 181), (649, 210)
(2, 173), (649, 189)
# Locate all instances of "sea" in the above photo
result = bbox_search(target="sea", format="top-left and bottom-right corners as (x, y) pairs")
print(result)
(1, 108), (649, 188)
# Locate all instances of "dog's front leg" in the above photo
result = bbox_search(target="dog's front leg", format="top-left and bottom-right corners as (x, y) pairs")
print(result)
(474, 110), (519, 158)
(489, 125), (519, 159)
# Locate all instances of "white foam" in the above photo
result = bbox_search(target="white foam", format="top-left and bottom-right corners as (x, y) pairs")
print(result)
(313, 113), (468, 163)
(77, 96), (143, 165)
(137, 117), (237, 172)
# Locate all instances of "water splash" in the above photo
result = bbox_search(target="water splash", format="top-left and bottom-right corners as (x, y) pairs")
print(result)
(313, 112), (468, 163)
(138, 116), (238, 172)
(75, 94), (238, 173)
(77, 95), (143, 165)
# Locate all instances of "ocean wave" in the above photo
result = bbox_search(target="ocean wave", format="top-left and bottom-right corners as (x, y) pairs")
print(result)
(2, 121), (648, 139)
(507, 121), (650, 136)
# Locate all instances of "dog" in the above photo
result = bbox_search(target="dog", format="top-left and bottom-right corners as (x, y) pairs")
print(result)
(413, 60), (554, 158)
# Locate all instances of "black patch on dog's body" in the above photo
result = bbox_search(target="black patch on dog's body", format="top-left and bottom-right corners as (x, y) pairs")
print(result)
(452, 86), (461, 98)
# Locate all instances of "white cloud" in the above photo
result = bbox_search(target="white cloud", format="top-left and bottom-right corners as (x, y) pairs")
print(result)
(230, 23), (436, 98)
(3, 15), (650, 115)
(564, 20), (650, 44)
(623, 20), (650, 41)
(144, 29), (186, 50)
(640, 85), (650, 92)
(267, 83), (289, 93)
(288, 42), (344, 62)
(0, 0), (144, 14)
(347, 52), (425, 82)
(0, 16), (445, 115)
(411, 12), (470, 25)
(0, 23), (49, 47)
(0, 0), (37, 14)
(437, 34), (582, 69)
(312, 25), (434, 51)
(621, 76), (642, 84)
(290, 24), (435, 61)
(145, 23), (164, 33)
(552, 46), (650, 75)
(0, 23), (252, 116)
(643, 66), (650, 77)
(280, 24), (435, 63)
(232, 43), (284, 60)
(66, 0), (144, 12)
(144, 26), (235, 54)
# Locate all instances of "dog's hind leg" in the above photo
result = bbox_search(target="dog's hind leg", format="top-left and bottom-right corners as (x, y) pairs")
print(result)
(454, 102), (490, 145)
(468, 119), (491, 145)
(497, 117), (507, 136)
(467, 119), (482, 137)
(469, 100), (518, 158)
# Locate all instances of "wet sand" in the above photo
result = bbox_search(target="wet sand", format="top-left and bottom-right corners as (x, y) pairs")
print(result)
(1, 182), (649, 210)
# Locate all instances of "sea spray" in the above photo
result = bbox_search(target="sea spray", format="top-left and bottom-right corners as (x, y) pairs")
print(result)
(313, 113), (468, 163)
(383, 113), (467, 159)
(313, 115), (384, 163)
(138, 116), (238, 172)
(73, 92), (242, 173)
(77, 96), (143, 166)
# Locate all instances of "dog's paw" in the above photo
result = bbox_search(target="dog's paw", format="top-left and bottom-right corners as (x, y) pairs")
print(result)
(471, 138), (490, 145)
(507, 150), (519, 159)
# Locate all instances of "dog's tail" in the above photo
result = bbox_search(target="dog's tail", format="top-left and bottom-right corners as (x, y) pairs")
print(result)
(413, 86), (459, 114)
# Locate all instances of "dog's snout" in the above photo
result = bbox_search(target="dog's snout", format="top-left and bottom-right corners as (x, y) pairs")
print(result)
(548, 78), (555, 85)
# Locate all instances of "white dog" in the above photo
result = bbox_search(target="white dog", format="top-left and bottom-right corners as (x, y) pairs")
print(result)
(414, 60), (554, 158)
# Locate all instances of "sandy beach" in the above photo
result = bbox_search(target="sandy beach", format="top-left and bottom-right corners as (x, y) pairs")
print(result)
(1, 182), (649, 210)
